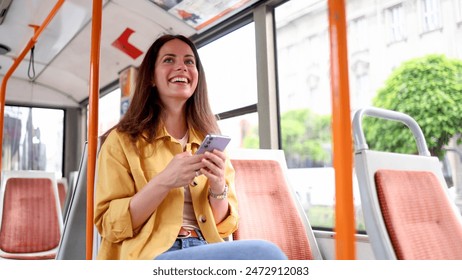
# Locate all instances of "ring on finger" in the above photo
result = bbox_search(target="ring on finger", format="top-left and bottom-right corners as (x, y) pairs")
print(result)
(195, 171), (200, 177)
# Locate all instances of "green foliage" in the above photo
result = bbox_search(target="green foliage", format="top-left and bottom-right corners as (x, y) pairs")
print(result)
(364, 54), (462, 158)
(306, 205), (334, 229)
(306, 205), (366, 231)
(280, 108), (331, 167)
(240, 108), (332, 167)
(241, 125), (259, 149)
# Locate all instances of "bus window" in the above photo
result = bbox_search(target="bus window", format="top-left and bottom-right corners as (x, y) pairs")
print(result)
(198, 23), (259, 148)
(275, 0), (462, 232)
(2, 106), (64, 178)
(275, 0), (364, 231)
(198, 22), (257, 115)
(218, 112), (259, 149)
(98, 88), (121, 136)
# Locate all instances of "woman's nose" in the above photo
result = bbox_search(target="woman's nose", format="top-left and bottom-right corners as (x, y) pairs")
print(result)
(175, 62), (187, 71)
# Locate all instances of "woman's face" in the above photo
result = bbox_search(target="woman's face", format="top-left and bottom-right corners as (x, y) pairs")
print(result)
(153, 39), (199, 104)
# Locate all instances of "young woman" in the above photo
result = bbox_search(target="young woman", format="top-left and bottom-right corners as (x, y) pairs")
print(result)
(94, 34), (286, 260)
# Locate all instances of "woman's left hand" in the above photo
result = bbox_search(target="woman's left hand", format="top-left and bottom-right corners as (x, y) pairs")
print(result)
(199, 150), (226, 193)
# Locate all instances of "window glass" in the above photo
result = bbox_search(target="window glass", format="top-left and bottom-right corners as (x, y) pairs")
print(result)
(386, 4), (406, 42)
(275, 0), (462, 231)
(458, 0), (462, 23)
(98, 89), (121, 136)
(198, 23), (258, 115)
(199, 22), (259, 149)
(349, 16), (368, 52)
(2, 106), (64, 177)
(421, 0), (441, 32)
(217, 113), (259, 149)
(276, 0), (342, 230)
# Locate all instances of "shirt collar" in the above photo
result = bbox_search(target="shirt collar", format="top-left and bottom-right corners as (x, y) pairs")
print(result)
(153, 126), (203, 146)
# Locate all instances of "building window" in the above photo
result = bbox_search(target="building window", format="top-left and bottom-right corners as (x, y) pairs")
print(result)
(421, 0), (441, 32)
(386, 4), (406, 43)
(351, 60), (370, 110)
(307, 34), (322, 62)
(349, 16), (368, 51)
(354, 73), (371, 109)
(457, 0), (462, 24)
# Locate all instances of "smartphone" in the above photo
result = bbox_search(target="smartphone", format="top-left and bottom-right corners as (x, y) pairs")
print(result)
(196, 134), (231, 154)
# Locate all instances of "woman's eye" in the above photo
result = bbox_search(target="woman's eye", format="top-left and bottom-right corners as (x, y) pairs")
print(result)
(163, 57), (174, 63)
(185, 59), (195, 65)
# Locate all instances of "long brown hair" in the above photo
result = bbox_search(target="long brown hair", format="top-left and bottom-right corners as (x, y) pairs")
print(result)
(104, 34), (220, 143)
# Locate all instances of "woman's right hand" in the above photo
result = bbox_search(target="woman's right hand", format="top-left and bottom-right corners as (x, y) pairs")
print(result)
(129, 151), (205, 229)
(155, 151), (205, 190)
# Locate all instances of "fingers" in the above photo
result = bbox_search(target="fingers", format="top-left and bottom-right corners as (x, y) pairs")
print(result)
(164, 150), (225, 187)
(204, 150), (226, 167)
(200, 150), (226, 184)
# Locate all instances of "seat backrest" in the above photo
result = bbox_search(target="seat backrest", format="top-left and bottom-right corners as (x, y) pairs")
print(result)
(353, 107), (462, 259)
(0, 170), (62, 259)
(228, 148), (322, 260)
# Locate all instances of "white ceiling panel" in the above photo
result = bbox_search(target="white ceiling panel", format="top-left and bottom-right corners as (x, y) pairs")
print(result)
(1, 0), (261, 107)
(5, 76), (79, 107)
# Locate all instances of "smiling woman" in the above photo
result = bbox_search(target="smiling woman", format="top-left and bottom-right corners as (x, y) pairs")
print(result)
(2, 0), (461, 267)
(154, 39), (199, 112)
(94, 34), (287, 260)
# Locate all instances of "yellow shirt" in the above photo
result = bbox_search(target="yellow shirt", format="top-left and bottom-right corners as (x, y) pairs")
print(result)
(94, 127), (238, 260)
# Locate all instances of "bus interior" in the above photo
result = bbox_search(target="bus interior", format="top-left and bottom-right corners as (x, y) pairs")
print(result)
(1, 0), (462, 261)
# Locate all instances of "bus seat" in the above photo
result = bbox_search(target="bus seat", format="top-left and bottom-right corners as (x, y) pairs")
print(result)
(228, 148), (322, 260)
(0, 171), (63, 260)
(353, 107), (462, 259)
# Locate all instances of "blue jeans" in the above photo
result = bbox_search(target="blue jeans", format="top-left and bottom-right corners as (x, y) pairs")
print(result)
(155, 238), (288, 260)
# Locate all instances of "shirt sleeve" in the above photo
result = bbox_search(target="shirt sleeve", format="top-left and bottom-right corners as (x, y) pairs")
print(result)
(94, 133), (136, 243)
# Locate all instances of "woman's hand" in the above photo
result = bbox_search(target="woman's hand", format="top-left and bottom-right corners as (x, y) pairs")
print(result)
(199, 150), (227, 193)
(155, 151), (205, 189)
(200, 149), (229, 224)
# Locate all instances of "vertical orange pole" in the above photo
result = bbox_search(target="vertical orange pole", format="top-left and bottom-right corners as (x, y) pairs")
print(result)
(0, 0), (65, 171)
(86, 0), (102, 260)
(327, 0), (355, 259)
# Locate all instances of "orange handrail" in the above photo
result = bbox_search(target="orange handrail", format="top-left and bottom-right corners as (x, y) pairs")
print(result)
(0, 0), (65, 171)
(86, 0), (103, 260)
(327, 0), (356, 259)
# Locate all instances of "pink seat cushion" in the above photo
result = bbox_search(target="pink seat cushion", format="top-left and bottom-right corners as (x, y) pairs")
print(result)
(231, 159), (313, 260)
(375, 170), (462, 259)
(0, 177), (61, 259)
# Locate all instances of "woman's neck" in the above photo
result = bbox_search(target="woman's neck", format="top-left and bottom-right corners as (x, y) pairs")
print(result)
(163, 109), (187, 140)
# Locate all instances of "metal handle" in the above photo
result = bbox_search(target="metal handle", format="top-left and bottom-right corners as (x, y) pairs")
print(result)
(352, 107), (431, 156)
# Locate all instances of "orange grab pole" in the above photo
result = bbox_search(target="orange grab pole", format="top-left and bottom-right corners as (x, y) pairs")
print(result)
(327, 0), (355, 259)
(86, 0), (103, 260)
(0, 0), (65, 171)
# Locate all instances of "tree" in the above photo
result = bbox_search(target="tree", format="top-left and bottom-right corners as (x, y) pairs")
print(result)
(280, 108), (331, 167)
(364, 54), (462, 158)
(240, 108), (332, 167)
